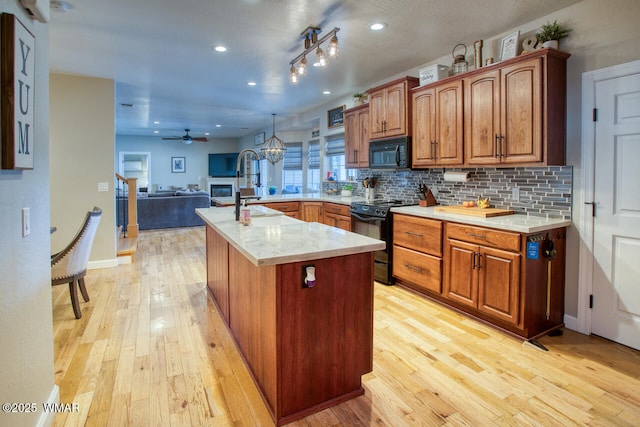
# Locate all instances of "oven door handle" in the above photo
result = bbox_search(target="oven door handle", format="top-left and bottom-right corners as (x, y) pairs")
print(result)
(350, 212), (382, 222)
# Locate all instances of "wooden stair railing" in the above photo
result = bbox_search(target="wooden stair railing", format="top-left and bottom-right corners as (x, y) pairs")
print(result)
(115, 173), (139, 238)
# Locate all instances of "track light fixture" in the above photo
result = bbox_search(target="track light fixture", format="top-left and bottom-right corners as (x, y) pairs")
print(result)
(289, 26), (340, 83)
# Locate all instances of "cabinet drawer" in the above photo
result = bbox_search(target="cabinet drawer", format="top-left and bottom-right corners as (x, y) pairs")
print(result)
(393, 245), (442, 294)
(324, 202), (350, 216)
(263, 202), (300, 212)
(393, 214), (442, 256)
(446, 223), (520, 252)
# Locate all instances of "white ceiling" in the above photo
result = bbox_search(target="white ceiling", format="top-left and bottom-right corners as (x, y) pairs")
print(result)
(48, 0), (581, 139)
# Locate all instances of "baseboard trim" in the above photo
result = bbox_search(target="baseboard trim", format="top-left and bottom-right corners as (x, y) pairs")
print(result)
(87, 258), (118, 270)
(563, 314), (579, 332)
(36, 384), (59, 427)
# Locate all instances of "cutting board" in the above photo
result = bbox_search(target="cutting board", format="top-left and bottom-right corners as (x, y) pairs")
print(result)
(434, 205), (515, 218)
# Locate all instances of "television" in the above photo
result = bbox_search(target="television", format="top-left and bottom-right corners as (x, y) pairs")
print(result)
(208, 153), (240, 177)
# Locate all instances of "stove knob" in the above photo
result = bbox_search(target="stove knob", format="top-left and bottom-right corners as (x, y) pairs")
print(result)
(381, 209), (387, 216)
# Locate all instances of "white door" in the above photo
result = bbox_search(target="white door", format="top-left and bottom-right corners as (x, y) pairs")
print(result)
(591, 72), (640, 350)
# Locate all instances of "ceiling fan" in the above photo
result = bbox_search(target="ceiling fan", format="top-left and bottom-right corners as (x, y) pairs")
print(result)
(161, 129), (208, 144)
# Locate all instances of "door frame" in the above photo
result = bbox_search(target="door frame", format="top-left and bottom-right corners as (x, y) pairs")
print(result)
(578, 59), (640, 335)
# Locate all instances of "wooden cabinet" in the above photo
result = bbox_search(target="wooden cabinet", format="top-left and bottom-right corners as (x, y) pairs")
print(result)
(262, 201), (300, 219)
(392, 214), (443, 294)
(301, 202), (323, 223)
(323, 202), (351, 231)
(392, 214), (567, 339)
(412, 80), (464, 167)
(444, 223), (521, 325)
(464, 49), (570, 166)
(367, 76), (419, 140)
(344, 104), (370, 168)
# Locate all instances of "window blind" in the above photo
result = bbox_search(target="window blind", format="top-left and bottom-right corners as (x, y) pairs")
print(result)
(283, 142), (302, 170)
(325, 133), (345, 156)
(308, 140), (320, 169)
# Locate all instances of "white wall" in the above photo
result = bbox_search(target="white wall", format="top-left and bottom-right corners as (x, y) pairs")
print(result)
(0, 3), (57, 426)
(50, 74), (116, 266)
(116, 135), (238, 191)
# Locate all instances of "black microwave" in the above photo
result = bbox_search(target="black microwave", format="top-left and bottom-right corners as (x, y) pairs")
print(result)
(369, 137), (411, 169)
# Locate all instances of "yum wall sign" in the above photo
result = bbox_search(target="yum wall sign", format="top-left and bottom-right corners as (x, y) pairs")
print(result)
(1, 13), (35, 170)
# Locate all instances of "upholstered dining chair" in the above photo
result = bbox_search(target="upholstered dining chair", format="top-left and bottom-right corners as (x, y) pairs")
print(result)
(51, 207), (102, 319)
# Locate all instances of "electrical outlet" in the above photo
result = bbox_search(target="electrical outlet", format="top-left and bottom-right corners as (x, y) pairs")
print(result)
(22, 207), (30, 237)
(512, 187), (520, 202)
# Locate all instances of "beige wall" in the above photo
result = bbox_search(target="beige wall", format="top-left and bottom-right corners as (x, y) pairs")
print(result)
(0, 2), (57, 426)
(50, 74), (116, 265)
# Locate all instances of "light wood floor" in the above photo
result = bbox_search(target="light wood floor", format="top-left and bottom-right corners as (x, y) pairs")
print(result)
(52, 227), (640, 426)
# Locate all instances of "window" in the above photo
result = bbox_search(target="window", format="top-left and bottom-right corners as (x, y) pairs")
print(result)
(282, 142), (302, 193)
(307, 140), (320, 192)
(325, 134), (356, 181)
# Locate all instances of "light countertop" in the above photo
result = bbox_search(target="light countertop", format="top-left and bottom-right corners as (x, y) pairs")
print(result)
(196, 206), (385, 266)
(391, 206), (572, 234)
(212, 193), (365, 206)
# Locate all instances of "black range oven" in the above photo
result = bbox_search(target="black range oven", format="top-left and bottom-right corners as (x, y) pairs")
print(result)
(350, 199), (413, 285)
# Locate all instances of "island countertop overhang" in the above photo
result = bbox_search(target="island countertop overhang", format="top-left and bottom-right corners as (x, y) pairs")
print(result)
(196, 206), (385, 266)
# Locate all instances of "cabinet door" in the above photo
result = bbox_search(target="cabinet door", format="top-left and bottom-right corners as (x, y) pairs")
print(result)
(357, 108), (370, 167)
(301, 202), (323, 222)
(345, 109), (359, 167)
(443, 239), (478, 308)
(477, 246), (520, 325)
(412, 88), (436, 167)
(501, 57), (543, 163)
(435, 80), (464, 165)
(383, 81), (407, 137)
(465, 69), (501, 165)
(334, 215), (351, 232)
(369, 90), (386, 139)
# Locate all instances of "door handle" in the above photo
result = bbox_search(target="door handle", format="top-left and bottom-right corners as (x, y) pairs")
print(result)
(584, 201), (597, 217)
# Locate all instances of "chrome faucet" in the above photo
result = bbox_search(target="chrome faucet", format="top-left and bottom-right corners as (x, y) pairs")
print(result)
(235, 149), (262, 221)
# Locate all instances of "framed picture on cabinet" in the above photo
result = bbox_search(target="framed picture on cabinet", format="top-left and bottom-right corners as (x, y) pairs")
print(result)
(327, 105), (345, 128)
(499, 30), (520, 61)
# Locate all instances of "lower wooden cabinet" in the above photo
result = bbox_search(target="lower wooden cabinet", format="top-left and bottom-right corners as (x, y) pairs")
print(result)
(323, 202), (351, 231)
(262, 201), (300, 219)
(392, 213), (566, 339)
(301, 202), (324, 222)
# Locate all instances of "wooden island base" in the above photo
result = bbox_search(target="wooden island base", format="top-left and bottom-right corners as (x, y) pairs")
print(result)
(206, 225), (375, 425)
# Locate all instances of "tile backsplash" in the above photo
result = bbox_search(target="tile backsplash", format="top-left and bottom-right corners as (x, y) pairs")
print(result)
(324, 167), (572, 220)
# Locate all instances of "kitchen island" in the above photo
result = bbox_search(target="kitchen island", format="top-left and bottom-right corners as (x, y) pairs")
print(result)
(195, 206), (385, 425)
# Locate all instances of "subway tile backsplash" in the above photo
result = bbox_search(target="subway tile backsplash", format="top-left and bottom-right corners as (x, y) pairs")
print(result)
(324, 167), (572, 220)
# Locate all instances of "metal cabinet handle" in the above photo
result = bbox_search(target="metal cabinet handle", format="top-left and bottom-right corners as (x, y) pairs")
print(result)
(404, 264), (423, 273)
(469, 233), (486, 239)
(404, 231), (424, 237)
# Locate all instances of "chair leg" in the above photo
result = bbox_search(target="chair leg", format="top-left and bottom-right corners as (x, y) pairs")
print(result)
(68, 280), (82, 319)
(78, 277), (90, 302)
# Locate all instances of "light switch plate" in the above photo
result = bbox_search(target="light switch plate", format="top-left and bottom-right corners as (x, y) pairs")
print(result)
(98, 182), (109, 192)
(22, 207), (30, 237)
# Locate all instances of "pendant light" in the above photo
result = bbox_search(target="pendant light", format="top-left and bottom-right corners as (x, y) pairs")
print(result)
(261, 114), (287, 165)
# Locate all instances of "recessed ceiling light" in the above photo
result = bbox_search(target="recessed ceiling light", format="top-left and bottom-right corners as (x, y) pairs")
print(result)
(247, 81), (257, 86)
(153, 130), (159, 134)
(370, 23), (386, 31)
(323, 91), (331, 95)
(215, 124), (222, 128)
(213, 45), (227, 52)
(204, 132), (210, 136)
(153, 121), (159, 124)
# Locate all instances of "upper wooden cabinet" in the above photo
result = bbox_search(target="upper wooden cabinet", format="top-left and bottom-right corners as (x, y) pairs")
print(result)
(464, 49), (570, 166)
(367, 77), (419, 140)
(344, 104), (370, 168)
(412, 79), (464, 167)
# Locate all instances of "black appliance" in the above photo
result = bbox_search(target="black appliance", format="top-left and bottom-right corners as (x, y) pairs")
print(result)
(368, 137), (411, 169)
(350, 199), (414, 285)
